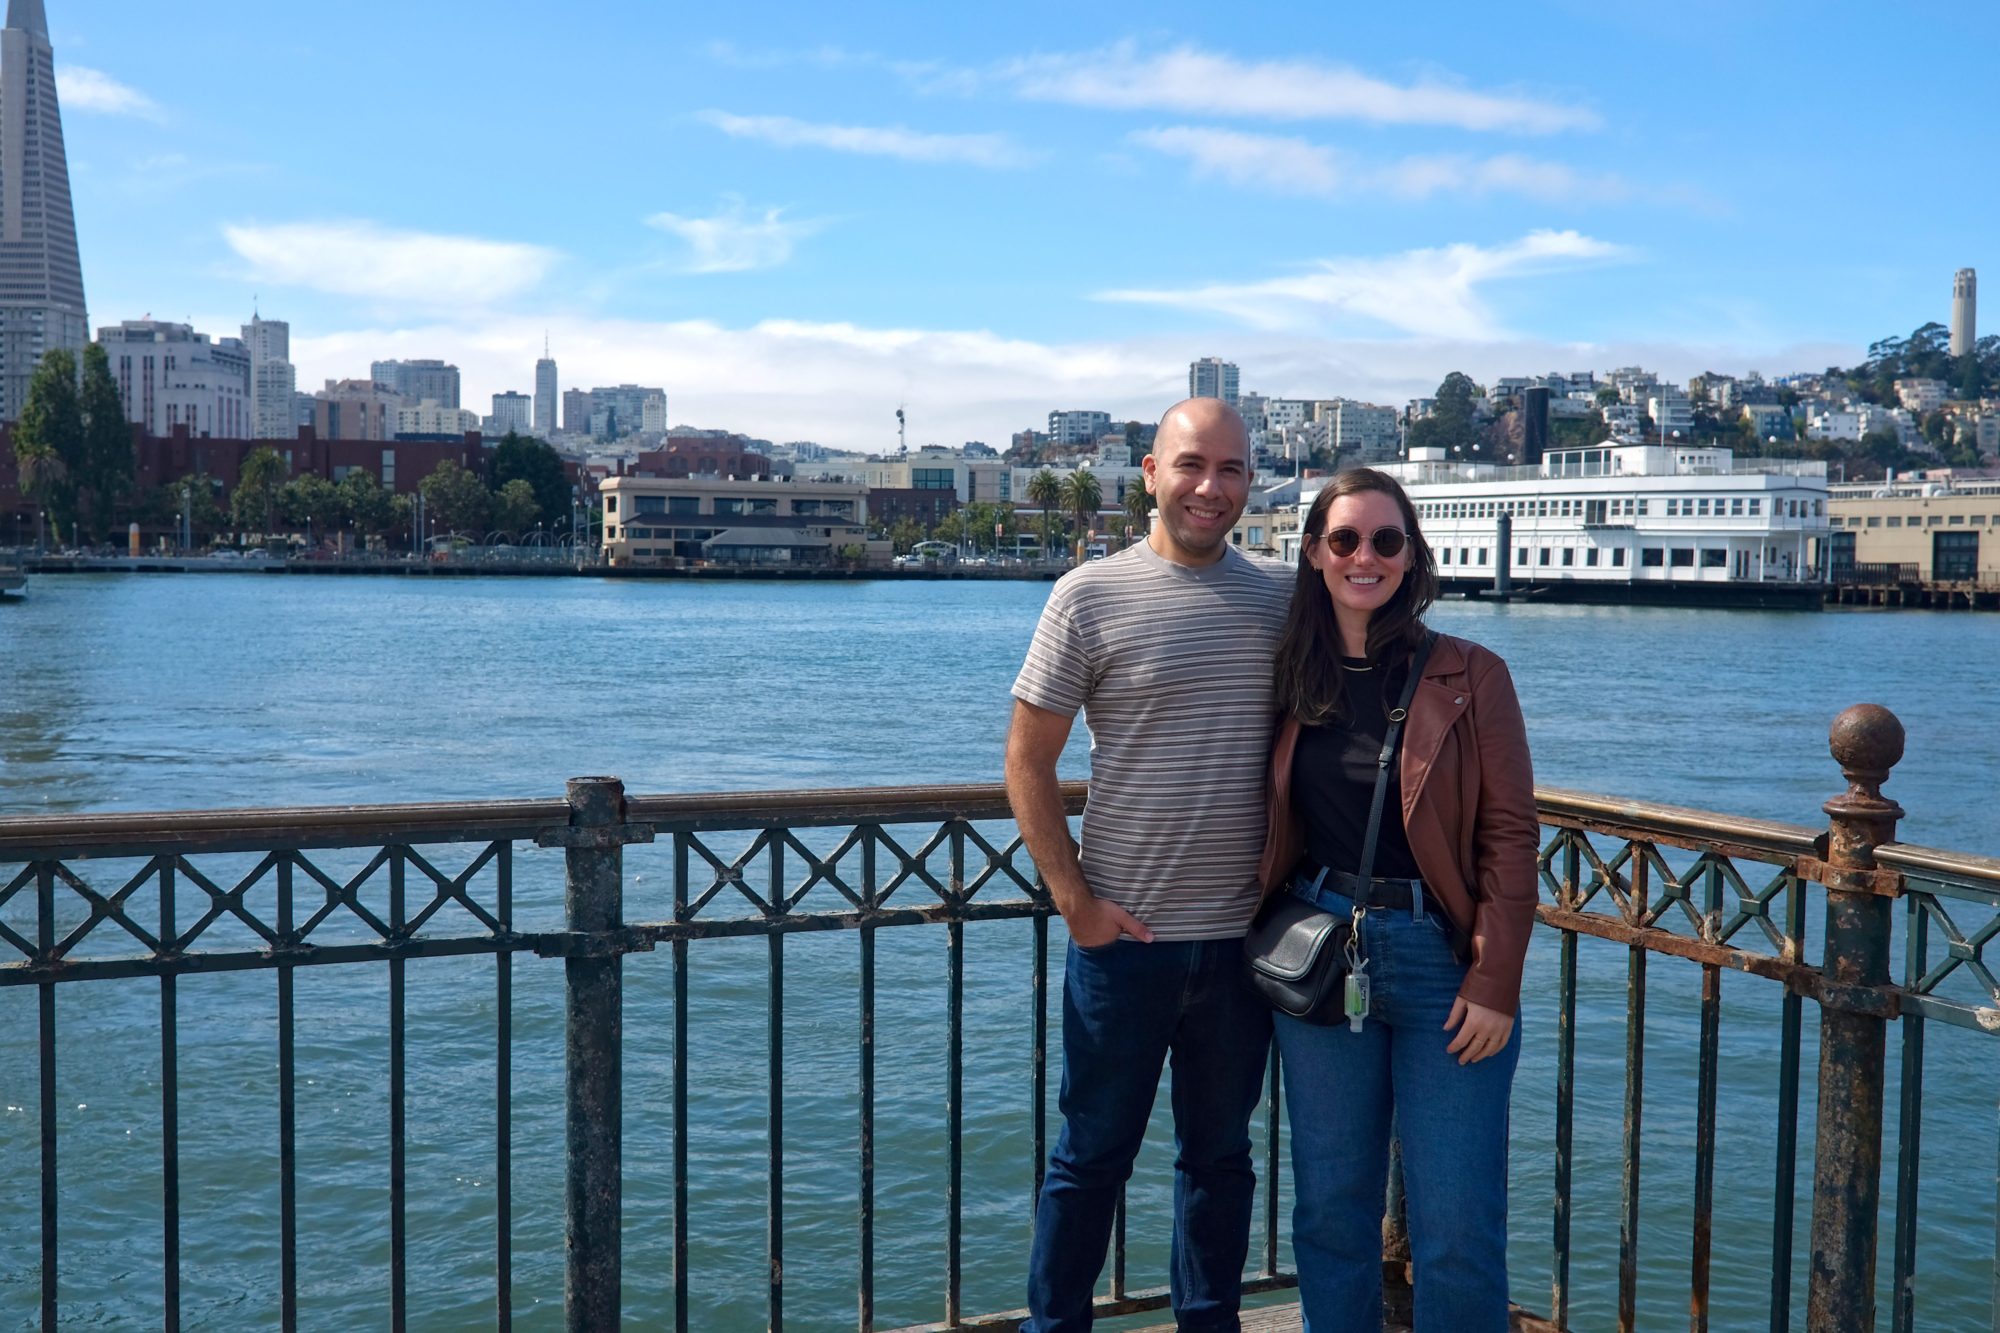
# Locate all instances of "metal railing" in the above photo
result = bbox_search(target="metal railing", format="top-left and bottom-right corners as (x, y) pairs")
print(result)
(2, 707), (1996, 1331)
(1834, 563), (1921, 585)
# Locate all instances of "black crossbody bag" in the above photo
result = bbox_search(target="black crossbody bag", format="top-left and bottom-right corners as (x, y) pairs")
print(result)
(1242, 633), (1435, 1025)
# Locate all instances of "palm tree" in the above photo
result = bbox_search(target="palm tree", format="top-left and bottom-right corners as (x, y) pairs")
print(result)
(1122, 484), (1153, 545)
(1061, 469), (1102, 560)
(1026, 468), (1063, 562)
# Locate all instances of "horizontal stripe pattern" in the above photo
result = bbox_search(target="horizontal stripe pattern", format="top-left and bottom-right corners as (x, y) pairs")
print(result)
(1013, 542), (1292, 939)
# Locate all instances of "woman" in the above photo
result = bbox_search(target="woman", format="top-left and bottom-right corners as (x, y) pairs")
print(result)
(1257, 468), (1538, 1332)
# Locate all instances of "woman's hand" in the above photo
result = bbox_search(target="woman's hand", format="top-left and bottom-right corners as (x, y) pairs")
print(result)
(1443, 997), (1513, 1065)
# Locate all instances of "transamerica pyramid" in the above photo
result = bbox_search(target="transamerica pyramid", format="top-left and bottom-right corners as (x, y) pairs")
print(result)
(0, 0), (87, 422)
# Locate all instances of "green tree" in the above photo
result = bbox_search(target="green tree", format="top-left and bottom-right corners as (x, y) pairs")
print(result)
(339, 468), (397, 546)
(419, 458), (491, 534)
(152, 474), (224, 548)
(1920, 410), (1951, 452)
(961, 500), (1018, 555)
(489, 431), (570, 528)
(279, 474), (343, 546)
(232, 446), (289, 540)
(888, 517), (924, 554)
(1061, 469), (1102, 557)
(78, 343), (131, 542)
(1123, 420), (1148, 466)
(494, 478), (541, 536)
(1026, 469), (1064, 559)
(388, 492), (415, 550)
(1406, 371), (1480, 457)
(13, 348), (85, 545)
(1122, 483), (1153, 539)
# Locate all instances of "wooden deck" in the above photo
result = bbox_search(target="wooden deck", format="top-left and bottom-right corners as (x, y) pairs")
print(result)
(1129, 1302), (1561, 1331)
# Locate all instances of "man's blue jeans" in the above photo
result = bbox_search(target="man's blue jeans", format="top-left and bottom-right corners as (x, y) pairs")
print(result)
(1024, 937), (1273, 1332)
(1273, 887), (1521, 1333)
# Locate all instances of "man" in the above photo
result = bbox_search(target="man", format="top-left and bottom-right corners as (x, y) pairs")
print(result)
(1006, 397), (1290, 1331)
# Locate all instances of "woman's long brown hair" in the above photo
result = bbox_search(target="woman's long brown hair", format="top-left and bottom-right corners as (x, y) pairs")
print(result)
(1272, 468), (1439, 725)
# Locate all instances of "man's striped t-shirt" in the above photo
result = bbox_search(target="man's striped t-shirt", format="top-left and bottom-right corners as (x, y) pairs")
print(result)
(1012, 541), (1293, 941)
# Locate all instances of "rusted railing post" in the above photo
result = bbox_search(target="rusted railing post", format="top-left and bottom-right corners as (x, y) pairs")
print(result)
(1381, 1137), (1413, 1327)
(542, 777), (644, 1332)
(1805, 705), (1905, 1333)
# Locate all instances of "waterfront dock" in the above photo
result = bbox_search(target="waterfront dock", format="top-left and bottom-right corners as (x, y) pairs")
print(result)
(2, 703), (1994, 1330)
(1829, 564), (2000, 609)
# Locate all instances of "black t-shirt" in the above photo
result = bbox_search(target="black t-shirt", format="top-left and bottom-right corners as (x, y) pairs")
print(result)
(1291, 656), (1422, 881)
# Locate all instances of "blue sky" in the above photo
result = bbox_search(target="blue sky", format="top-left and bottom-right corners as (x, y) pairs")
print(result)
(50, 0), (1995, 449)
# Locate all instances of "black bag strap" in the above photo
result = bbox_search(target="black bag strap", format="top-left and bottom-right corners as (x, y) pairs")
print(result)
(1354, 630), (1436, 886)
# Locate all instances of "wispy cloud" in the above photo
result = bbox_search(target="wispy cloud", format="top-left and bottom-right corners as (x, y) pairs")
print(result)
(703, 40), (867, 70)
(645, 198), (828, 273)
(1002, 43), (1598, 134)
(1129, 127), (1342, 195)
(58, 66), (159, 118)
(697, 110), (1038, 168)
(1131, 128), (1631, 204)
(1096, 230), (1628, 340)
(221, 220), (559, 309)
(1373, 153), (1629, 202)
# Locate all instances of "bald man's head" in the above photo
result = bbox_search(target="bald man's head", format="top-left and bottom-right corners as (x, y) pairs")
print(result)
(1154, 397), (1251, 468)
(1141, 396), (1253, 565)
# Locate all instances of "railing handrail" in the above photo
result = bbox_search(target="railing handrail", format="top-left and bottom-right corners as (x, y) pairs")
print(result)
(0, 782), (1094, 859)
(15, 781), (1998, 908)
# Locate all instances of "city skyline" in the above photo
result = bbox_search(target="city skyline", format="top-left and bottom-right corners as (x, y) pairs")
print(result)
(40, 1), (1999, 450)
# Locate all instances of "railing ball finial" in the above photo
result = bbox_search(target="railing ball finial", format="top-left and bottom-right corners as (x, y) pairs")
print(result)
(1827, 703), (1905, 816)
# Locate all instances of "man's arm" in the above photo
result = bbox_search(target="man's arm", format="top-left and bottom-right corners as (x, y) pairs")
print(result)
(1004, 698), (1153, 947)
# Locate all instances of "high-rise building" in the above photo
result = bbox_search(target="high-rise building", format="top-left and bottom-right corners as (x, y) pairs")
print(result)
(370, 358), (460, 408)
(0, 0), (87, 422)
(562, 387), (592, 435)
(315, 378), (403, 441)
(489, 390), (532, 435)
(1952, 268), (1977, 359)
(1189, 357), (1239, 406)
(397, 400), (480, 437)
(98, 320), (250, 437)
(582, 384), (667, 439)
(534, 343), (557, 436)
(242, 314), (297, 439)
(1047, 410), (1111, 445)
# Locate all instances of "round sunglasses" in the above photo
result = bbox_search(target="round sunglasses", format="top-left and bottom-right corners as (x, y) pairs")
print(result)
(1319, 525), (1409, 559)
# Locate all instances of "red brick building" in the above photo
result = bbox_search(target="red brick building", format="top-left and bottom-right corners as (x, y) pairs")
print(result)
(2, 423), (493, 536)
(633, 432), (771, 479)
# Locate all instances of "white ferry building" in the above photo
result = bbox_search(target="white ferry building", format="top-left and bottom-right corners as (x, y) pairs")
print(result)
(1281, 443), (1832, 606)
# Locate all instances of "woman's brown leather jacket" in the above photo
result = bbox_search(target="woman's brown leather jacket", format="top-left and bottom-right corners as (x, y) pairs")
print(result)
(1256, 632), (1539, 1016)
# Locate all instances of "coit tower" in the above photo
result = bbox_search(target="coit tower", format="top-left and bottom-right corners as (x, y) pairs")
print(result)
(1951, 268), (1976, 358)
(0, 0), (87, 422)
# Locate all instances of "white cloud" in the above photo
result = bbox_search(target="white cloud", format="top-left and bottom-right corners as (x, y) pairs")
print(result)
(1374, 153), (1629, 202)
(645, 199), (827, 273)
(288, 312), (1854, 456)
(1130, 128), (1630, 204)
(1002, 43), (1597, 134)
(1129, 127), (1342, 195)
(58, 66), (159, 118)
(697, 110), (1038, 168)
(1096, 230), (1629, 341)
(221, 221), (560, 309)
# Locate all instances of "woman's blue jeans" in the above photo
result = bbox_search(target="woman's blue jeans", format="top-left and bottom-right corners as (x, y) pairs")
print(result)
(1273, 886), (1521, 1333)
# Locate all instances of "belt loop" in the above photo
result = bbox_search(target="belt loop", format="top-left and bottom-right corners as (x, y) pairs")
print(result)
(1410, 882), (1424, 924)
(1307, 864), (1329, 897)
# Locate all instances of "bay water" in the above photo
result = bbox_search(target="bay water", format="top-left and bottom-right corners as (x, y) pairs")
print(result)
(1, 574), (1995, 1329)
